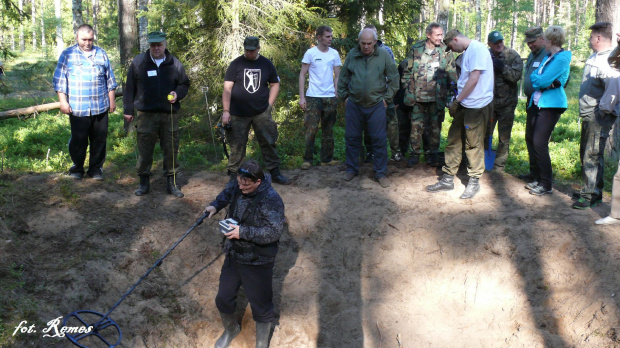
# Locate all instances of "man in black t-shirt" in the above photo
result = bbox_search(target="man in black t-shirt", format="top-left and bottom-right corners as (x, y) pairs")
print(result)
(221, 36), (291, 185)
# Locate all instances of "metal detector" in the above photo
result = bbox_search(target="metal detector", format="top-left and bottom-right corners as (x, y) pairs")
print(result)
(202, 86), (220, 160)
(62, 213), (211, 348)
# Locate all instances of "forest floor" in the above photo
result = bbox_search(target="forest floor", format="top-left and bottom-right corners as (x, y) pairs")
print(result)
(2, 160), (620, 348)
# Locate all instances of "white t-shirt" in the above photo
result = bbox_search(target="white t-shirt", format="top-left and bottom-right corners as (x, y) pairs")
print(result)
(458, 40), (494, 108)
(302, 46), (342, 97)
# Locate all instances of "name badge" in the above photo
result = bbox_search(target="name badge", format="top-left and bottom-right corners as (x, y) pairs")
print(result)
(147, 70), (157, 77)
(532, 62), (540, 68)
(431, 62), (440, 68)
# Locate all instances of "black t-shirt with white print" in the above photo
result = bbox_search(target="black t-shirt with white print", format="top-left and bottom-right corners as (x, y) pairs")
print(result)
(225, 55), (279, 117)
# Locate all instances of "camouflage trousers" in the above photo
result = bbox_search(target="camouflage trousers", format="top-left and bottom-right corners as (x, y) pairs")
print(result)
(303, 96), (337, 163)
(409, 102), (443, 156)
(135, 111), (181, 177)
(226, 105), (281, 173)
(364, 102), (399, 154)
(578, 111), (616, 201)
(485, 103), (516, 167)
(443, 103), (491, 178)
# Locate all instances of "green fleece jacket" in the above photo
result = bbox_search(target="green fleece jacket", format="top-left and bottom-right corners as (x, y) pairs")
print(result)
(337, 44), (399, 107)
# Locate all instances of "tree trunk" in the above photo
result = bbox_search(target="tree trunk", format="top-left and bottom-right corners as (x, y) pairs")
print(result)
(55, 0), (63, 58)
(72, 0), (84, 34)
(32, 0), (36, 48)
(485, 0), (492, 40)
(92, 0), (98, 41)
(475, 0), (481, 40)
(548, 0), (555, 25)
(19, 0), (24, 52)
(117, 0), (138, 69)
(40, 0), (46, 48)
(510, 2), (518, 48)
(437, 0), (449, 33)
(138, 0), (148, 52)
(574, 0), (580, 48)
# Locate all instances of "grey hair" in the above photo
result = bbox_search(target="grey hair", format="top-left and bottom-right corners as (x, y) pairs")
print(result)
(358, 28), (378, 40)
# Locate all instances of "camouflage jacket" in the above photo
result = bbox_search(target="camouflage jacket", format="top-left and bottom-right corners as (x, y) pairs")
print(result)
(490, 47), (523, 107)
(401, 40), (457, 110)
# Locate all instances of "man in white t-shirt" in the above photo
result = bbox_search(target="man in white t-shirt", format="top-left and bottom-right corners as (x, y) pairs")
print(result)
(426, 29), (494, 199)
(298, 25), (342, 169)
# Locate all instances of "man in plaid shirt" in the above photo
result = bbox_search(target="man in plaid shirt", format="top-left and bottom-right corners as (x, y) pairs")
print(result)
(53, 24), (117, 180)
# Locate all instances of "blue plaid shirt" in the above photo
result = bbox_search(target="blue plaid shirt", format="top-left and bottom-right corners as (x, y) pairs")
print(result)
(53, 45), (117, 116)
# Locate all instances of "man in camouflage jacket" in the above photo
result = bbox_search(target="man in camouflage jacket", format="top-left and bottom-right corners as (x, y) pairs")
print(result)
(486, 30), (523, 169)
(402, 23), (457, 167)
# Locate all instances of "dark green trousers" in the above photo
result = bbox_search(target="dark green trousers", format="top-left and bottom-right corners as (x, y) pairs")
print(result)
(135, 111), (180, 177)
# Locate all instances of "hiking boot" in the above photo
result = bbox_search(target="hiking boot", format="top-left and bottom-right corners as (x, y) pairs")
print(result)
(166, 176), (184, 198)
(459, 177), (480, 199)
(134, 175), (150, 196)
(301, 161), (311, 170)
(343, 172), (356, 181)
(377, 176), (391, 188)
(255, 321), (272, 348)
(321, 160), (340, 166)
(69, 172), (83, 180)
(572, 197), (597, 209)
(529, 185), (552, 196)
(390, 152), (404, 162)
(426, 174), (454, 192)
(595, 216), (620, 225)
(525, 181), (539, 190)
(270, 168), (291, 185)
(407, 155), (420, 168)
(215, 312), (240, 348)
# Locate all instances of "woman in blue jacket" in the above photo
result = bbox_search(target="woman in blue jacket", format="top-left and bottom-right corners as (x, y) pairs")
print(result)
(526, 26), (572, 195)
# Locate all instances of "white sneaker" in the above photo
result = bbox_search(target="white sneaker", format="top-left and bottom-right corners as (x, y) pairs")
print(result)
(595, 216), (620, 225)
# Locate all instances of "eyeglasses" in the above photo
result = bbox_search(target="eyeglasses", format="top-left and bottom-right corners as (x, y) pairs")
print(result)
(237, 167), (258, 180)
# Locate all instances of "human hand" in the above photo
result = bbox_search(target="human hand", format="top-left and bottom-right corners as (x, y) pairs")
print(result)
(199, 206), (216, 222)
(222, 112), (231, 125)
(448, 100), (460, 116)
(59, 101), (72, 115)
(123, 114), (134, 122)
(383, 100), (387, 108)
(299, 97), (306, 110)
(168, 91), (177, 103)
(225, 224), (240, 239)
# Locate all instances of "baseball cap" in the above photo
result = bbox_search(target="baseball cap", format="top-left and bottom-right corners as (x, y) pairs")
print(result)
(488, 31), (504, 44)
(147, 31), (167, 43)
(244, 36), (260, 50)
(443, 29), (461, 50)
(524, 26), (544, 43)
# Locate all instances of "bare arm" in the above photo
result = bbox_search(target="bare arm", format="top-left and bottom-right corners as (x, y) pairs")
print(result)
(268, 82), (280, 106)
(456, 70), (481, 102)
(57, 92), (72, 115)
(299, 63), (310, 110)
(333, 65), (341, 96)
(222, 81), (234, 125)
(108, 90), (116, 113)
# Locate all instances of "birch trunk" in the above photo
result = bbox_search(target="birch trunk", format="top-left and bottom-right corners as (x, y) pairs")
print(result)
(55, 0), (63, 58)
(19, 0), (24, 52)
(72, 0), (84, 34)
(138, 0), (148, 52)
(41, 0), (46, 48)
(32, 0), (36, 48)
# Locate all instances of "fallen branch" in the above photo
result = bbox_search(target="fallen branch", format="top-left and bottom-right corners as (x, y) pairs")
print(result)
(0, 92), (123, 120)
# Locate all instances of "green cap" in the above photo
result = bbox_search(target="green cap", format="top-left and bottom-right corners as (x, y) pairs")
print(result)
(244, 36), (260, 50)
(443, 29), (461, 50)
(524, 26), (544, 43)
(147, 31), (167, 43)
(488, 31), (504, 44)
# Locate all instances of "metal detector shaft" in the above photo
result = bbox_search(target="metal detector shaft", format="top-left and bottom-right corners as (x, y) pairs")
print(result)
(92, 213), (210, 330)
(202, 86), (219, 160)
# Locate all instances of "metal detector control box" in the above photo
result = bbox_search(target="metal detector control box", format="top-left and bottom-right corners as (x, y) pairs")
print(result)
(219, 218), (238, 234)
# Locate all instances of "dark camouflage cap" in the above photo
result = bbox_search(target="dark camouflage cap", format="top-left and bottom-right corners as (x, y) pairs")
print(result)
(244, 36), (260, 50)
(488, 31), (504, 43)
(443, 29), (461, 48)
(524, 26), (543, 43)
(147, 31), (167, 43)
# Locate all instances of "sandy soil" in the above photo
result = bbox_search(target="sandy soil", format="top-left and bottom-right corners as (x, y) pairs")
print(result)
(2, 162), (620, 348)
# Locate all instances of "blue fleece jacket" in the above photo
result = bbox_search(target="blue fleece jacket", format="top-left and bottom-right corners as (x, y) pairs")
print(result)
(529, 50), (572, 108)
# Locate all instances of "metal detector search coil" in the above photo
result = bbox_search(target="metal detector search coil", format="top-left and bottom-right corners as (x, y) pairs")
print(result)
(219, 218), (238, 234)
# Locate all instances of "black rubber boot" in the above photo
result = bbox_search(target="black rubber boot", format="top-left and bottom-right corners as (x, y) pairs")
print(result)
(270, 168), (291, 185)
(215, 312), (240, 348)
(134, 175), (150, 196)
(255, 321), (272, 348)
(407, 155), (420, 168)
(460, 177), (480, 199)
(426, 174), (454, 192)
(166, 176), (184, 198)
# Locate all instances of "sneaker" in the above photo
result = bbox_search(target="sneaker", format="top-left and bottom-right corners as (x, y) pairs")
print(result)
(88, 173), (103, 180)
(343, 172), (356, 181)
(377, 176), (391, 188)
(572, 197), (597, 209)
(301, 161), (311, 170)
(595, 216), (620, 225)
(69, 172), (83, 180)
(525, 181), (539, 190)
(390, 152), (404, 162)
(321, 160), (340, 166)
(529, 185), (552, 196)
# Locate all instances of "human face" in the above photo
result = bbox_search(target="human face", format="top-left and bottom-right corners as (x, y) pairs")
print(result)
(244, 48), (260, 60)
(317, 31), (333, 48)
(488, 40), (505, 55)
(588, 31), (602, 52)
(237, 176), (261, 194)
(427, 27), (444, 47)
(149, 41), (167, 59)
(359, 31), (376, 56)
(446, 37), (463, 53)
(526, 37), (544, 53)
(76, 30), (94, 52)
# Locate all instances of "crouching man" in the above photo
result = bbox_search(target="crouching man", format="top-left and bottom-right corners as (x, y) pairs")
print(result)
(202, 160), (285, 348)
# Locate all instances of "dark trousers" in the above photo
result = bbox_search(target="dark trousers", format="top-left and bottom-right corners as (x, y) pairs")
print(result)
(363, 102), (398, 155)
(68, 112), (108, 176)
(397, 105), (412, 155)
(524, 99), (539, 177)
(528, 107), (564, 190)
(135, 111), (180, 177)
(579, 111), (616, 200)
(215, 255), (275, 323)
(345, 100), (388, 178)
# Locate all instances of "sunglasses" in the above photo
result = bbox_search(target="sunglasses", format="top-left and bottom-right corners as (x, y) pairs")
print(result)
(237, 167), (258, 181)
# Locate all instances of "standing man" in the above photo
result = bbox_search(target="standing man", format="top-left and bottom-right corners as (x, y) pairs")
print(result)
(486, 30), (523, 170)
(573, 22), (620, 209)
(222, 36), (290, 185)
(298, 25), (342, 170)
(520, 26), (548, 182)
(53, 24), (117, 180)
(123, 31), (190, 198)
(402, 22), (457, 167)
(426, 29), (494, 199)
(337, 28), (399, 188)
